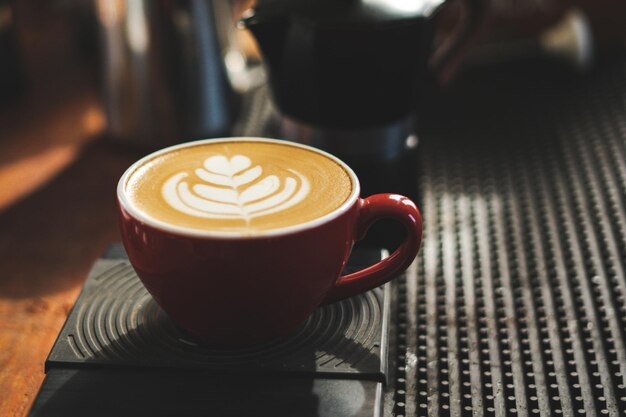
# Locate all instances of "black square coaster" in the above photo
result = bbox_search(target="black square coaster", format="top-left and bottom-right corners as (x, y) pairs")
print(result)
(46, 247), (395, 383)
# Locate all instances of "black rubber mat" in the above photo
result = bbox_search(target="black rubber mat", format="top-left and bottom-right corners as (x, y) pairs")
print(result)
(394, 56), (626, 416)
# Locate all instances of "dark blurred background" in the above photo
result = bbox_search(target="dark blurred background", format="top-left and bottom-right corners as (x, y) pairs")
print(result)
(0, 0), (624, 210)
(1, 0), (625, 213)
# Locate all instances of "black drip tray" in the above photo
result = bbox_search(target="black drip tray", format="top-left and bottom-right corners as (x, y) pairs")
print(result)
(29, 247), (398, 417)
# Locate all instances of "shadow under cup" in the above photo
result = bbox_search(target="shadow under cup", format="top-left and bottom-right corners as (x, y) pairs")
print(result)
(116, 138), (422, 346)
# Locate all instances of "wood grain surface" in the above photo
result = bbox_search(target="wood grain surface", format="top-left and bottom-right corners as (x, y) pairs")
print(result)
(0, 3), (141, 415)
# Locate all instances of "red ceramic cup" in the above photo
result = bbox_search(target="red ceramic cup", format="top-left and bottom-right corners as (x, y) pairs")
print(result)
(117, 138), (422, 346)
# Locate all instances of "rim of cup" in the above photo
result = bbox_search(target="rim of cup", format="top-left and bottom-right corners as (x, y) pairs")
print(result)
(117, 137), (361, 239)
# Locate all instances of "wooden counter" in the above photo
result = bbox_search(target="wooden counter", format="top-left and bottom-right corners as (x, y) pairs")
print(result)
(0, 5), (140, 415)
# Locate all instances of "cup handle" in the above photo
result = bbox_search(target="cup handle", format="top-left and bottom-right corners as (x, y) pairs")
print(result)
(322, 194), (423, 304)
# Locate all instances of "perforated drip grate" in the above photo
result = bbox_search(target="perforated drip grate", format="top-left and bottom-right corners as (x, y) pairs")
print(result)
(399, 56), (626, 416)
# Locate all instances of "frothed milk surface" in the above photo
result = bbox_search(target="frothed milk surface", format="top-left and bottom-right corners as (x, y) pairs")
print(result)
(124, 141), (353, 234)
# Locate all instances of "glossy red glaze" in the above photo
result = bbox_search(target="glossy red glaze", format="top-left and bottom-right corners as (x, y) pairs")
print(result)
(118, 194), (421, 346)
(322, 194), (422, 304)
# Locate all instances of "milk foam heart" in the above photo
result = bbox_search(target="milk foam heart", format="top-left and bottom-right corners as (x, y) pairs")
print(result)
(123, 140), (353, 233)
(162, 154), (310, 223)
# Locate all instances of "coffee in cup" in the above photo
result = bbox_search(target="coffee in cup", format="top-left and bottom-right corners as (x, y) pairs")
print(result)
(124, 140), (353, 234)
(117, 138), (422, 346)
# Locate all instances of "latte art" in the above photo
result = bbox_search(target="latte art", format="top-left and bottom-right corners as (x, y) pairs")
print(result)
(162, 154), (310, 223)
(123, 140), (354, 233)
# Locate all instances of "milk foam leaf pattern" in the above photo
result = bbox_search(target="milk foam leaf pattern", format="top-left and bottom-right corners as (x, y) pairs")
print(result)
(240, 175), (280, 204)
(204, 155), (251, 176)
(192, 183), (238, 203)
(162, 154), (310, 222)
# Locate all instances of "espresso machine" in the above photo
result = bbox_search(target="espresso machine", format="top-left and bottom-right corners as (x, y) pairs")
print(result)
(242, 0), (435, 164)
(241, 0), (415, 168)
